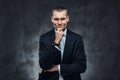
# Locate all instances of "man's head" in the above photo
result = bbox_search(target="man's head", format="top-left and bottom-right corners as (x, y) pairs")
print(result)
(51, 6), (69, 30)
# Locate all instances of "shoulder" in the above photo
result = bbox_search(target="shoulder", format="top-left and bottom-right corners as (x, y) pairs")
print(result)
(40, 29), (54, 39)
(68, 29), (83, 40)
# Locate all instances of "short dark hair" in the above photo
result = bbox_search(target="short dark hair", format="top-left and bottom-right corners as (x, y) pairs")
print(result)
(53, 6), (67, 11)
(52, 6), (68, 15)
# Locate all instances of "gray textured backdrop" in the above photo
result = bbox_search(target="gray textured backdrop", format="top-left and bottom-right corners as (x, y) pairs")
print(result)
(0, 0), (120, 80)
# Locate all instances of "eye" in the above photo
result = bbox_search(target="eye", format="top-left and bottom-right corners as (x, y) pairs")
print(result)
(61, 18), (66, 20)
(53, 18), (66, 21)
(54, 18), (59, 21)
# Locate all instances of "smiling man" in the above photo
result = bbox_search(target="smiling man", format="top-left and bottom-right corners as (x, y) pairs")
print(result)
(39, 6), (87, 80)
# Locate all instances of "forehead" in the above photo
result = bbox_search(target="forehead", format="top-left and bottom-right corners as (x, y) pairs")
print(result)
(52, 10), (67, 17)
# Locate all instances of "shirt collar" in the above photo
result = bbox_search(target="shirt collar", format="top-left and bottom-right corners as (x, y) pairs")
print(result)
(63, 28), (67, 37)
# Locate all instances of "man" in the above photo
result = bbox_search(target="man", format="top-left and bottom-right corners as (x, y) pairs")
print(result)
(39, 6), (87, 80)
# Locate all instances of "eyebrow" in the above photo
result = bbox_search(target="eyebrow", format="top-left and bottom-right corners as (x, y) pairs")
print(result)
(53, 18), (66, 20)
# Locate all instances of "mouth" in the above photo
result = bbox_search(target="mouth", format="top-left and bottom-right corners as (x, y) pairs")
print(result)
(56, 25), (63, 27)
(58, 24), (62, 26)
(54, 24), (65, 29)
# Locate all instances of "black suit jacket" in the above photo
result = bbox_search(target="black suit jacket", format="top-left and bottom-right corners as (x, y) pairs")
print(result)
(39, 29), (87, 80)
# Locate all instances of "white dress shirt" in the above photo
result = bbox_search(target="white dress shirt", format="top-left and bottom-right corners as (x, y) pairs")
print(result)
(55, 29), (67, 80)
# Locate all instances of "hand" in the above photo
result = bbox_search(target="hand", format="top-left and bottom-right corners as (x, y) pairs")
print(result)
(54, 28), (64, 44)
(44, 65), (58, 72)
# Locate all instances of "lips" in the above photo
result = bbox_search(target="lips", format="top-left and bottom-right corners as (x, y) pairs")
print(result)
(56, 25), (63, 27)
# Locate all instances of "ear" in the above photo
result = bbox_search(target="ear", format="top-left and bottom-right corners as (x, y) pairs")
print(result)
(67, 16), (69, 22)
(51, 16), (53, 22)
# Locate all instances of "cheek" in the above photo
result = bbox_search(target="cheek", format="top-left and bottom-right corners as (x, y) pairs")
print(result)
(63, 21), (68, 24)
(52, 21), (57, 24)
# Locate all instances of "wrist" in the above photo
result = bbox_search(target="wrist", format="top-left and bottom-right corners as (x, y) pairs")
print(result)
(52, 41), (60, 46)
(54, 40), (60, 45)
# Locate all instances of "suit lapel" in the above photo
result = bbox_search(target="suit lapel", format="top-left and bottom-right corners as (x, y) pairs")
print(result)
(62, 29), (71, 62)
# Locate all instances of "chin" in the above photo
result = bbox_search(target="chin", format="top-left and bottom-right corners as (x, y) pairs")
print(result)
(56, 27), (62, 29)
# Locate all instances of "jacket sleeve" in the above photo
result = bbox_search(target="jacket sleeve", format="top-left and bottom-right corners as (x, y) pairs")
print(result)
(61, 37), (87, 76)
(39, 36), (61, 70)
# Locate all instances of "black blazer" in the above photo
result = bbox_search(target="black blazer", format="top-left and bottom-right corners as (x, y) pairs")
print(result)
(39, 29), (86, 80)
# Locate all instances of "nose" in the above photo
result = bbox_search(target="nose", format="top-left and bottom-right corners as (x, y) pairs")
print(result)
(58, 20), (62, 24)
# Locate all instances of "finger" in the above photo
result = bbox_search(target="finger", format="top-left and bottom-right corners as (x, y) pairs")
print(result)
(57, 28), (62, 31)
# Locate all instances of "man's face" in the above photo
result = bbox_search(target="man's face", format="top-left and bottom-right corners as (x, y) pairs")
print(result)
(51, 10), (69, 30)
